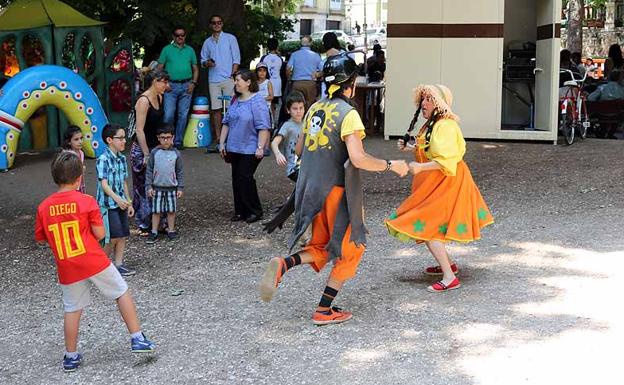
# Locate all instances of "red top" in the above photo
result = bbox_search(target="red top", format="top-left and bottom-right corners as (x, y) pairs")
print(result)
(35, 191), (111, 284)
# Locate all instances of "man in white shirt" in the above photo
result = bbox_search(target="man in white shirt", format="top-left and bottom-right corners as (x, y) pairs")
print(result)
(200, 14), (241, 152)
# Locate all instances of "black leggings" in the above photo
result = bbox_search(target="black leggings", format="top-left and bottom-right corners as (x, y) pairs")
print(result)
(229, 152), (263, 218)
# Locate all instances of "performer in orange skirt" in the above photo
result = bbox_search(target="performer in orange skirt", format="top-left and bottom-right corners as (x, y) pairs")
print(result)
(385, 84), (494, 292)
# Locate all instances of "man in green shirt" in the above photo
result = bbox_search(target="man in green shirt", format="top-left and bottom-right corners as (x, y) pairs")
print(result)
(158, 26), (199, 150)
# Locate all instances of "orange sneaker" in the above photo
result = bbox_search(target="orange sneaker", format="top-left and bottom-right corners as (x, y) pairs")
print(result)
(312, 307), (353, 326)
(424, 263), (458, 276)
(259, 257), (286, 302)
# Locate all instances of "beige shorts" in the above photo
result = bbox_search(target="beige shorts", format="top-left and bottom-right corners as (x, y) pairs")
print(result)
(209, 78), (235, 110)
(60, 263), (128, 312)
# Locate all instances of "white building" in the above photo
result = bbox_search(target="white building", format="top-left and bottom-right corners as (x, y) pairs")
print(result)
(345, 0), (387, 33)
(385, 0), (562, 142)
(289, 0), (346, 39)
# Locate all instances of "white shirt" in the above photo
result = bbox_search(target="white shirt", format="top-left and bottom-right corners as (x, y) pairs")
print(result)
(262, 52), (283, 97)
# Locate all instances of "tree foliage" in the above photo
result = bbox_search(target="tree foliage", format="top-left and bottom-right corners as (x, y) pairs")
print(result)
(1, 0), (294, 67)
(249, 0), (303, 18)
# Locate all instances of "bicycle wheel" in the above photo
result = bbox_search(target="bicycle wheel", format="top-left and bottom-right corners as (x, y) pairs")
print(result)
(577, 99), (589, 139)
(561, 102), (575, 145)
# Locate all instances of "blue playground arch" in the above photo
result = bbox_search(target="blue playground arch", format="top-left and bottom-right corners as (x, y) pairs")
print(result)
(0, 64), (108, 170)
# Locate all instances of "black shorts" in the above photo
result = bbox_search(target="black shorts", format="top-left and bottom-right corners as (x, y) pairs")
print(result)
(107, 208), (130, 238)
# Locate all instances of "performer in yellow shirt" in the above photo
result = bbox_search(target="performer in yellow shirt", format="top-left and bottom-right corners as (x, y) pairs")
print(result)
(385, 84), (494, 292)
(260, 53), (409, 325)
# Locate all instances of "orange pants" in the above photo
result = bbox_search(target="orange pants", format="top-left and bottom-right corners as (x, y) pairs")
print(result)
(301, 186), (365, 281)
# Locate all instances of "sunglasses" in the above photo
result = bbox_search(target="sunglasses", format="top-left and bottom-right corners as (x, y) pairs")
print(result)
(174, 33), (186, 38)
(211, 20), (223, 25)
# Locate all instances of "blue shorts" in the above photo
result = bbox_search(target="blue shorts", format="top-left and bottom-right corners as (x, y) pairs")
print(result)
(106, 208), (130, 238)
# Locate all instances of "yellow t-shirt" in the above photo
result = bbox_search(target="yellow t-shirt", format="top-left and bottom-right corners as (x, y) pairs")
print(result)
(426, 119), (466, 176)
(340, 110), (366, 141)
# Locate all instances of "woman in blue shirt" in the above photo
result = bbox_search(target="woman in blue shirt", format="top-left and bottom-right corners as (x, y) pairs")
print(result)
(219, 70), (271, 223)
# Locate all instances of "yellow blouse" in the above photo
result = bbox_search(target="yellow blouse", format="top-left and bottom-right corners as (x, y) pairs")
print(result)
(418, 119), (466, 176)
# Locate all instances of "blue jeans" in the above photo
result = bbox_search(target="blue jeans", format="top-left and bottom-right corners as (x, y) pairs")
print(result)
(163, 81), (192, 146)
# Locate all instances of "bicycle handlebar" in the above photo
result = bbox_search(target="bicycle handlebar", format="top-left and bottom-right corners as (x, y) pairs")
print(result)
(559, 66), (595, 84)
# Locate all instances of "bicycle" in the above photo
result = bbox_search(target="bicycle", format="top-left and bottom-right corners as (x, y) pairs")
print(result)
(559, 68), (593, 145)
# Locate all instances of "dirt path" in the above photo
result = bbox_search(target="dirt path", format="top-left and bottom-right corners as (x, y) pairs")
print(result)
(0, 137), (622, 384)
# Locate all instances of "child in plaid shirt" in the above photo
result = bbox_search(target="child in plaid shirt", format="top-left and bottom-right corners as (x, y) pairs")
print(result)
(96, 124), (135, 276)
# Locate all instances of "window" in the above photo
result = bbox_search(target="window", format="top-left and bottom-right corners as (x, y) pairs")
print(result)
(330, 0), (342, 11)
(300, 19), (312, 36)
(303, 0), (315, 7)
(326, 20), (340, 30)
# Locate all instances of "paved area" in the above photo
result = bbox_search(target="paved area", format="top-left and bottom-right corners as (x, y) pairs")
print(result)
(0, 137), (623, 385)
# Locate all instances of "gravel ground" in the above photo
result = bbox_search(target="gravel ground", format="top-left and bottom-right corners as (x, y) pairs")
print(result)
(0, 137), (623, 385)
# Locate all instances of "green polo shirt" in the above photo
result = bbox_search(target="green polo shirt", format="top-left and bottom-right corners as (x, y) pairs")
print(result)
(158, 42), (197, 81)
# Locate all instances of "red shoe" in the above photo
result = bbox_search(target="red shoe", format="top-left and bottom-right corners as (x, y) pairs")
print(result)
(424, 263), (459, 276)
(312, 307), (353, 326)
(427, 277), (461, 292)
(259, 257), (286, 302)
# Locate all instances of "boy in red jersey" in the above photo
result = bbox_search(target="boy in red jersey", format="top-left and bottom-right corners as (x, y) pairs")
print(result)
(35, 152), (155, 372)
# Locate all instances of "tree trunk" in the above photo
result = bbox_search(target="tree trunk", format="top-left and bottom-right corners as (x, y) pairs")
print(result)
(197, 0), (246, 34)
(196, 0), (246, 94)
(567, 0), (584, 53)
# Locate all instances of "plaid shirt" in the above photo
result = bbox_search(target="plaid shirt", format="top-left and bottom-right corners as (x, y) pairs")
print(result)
(96, 147), (128, 209)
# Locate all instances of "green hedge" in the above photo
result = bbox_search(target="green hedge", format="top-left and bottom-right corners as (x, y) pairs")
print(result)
(278, 39), (346, 57)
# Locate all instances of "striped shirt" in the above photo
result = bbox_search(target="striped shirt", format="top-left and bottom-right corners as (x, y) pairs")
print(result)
(96, 147), (128, 209)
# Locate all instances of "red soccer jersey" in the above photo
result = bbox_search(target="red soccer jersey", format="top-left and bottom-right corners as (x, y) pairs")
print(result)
(35, 190), (111, 284)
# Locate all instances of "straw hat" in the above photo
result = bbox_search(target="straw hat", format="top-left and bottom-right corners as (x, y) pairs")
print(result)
(413, 84), (458, 121)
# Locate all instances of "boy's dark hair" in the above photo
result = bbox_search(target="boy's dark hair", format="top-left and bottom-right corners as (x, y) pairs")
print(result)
(267, 38), (278, 51)
(102, 123), (124, 143)
(157, 123), (175, 136)
(51, 151), (83, 185)
(62, 125), (82, 149)
(286, 91), (306, 110)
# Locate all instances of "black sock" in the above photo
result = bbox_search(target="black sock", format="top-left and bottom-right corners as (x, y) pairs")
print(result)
(282, 254), (301, 274)
(317, 286), (339, 312)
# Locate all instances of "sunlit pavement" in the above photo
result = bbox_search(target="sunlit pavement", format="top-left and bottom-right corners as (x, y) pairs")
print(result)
(0, 137), (622, 384)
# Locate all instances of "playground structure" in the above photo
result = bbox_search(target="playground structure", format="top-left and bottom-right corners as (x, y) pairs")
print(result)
(0, 65), (108, 170)
(0, 0), (133, 162)
(183, 96), (212, 149)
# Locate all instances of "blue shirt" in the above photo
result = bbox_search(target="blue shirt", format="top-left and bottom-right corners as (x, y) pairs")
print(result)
(287, 47), (321, 81)
(222, 93), (271, 154)
(96, 147), (128, 209)
(200, 32), (241, 83)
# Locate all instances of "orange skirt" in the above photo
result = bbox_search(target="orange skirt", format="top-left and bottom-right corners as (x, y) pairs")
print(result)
(385, 161), (493, 243)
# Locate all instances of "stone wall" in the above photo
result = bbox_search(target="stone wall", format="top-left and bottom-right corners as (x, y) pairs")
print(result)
(561, 27), (624, 57)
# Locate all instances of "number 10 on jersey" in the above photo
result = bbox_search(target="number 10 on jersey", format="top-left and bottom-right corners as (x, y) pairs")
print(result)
(47, 220), (86, 260)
